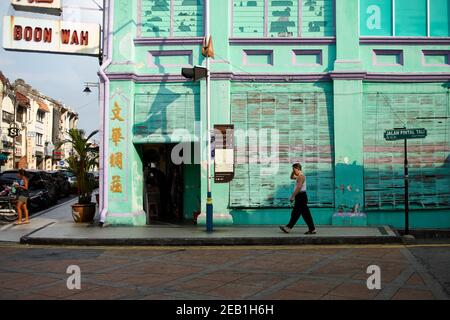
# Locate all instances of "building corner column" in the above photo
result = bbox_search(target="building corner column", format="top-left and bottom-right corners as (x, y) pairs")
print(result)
(332, 0), (366, 223)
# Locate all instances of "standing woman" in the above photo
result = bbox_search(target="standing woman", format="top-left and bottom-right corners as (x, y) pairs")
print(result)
(280, 163), (316, 234)
(14, 169), (30, 225)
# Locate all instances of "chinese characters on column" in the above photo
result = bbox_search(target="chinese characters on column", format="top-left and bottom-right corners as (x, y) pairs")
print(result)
(110, 101), (125, 193)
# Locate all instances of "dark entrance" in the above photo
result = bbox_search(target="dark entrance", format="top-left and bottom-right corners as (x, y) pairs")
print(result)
(142, 144), (184, 224)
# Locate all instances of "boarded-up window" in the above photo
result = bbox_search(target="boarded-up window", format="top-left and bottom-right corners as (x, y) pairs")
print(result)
(363, 92), (450, 210)
(134, 90), (200, 143)
(230, 90), (334, 208)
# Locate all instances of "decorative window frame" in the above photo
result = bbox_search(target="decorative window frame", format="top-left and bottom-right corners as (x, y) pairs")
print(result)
(372, 49), (404, 66)
(422, 50), (450, 67)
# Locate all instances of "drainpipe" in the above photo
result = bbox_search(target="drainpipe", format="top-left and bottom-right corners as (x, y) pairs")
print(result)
(98, 0), (114, 224)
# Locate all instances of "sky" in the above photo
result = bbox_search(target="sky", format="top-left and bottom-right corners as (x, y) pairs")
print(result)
(0, 0), (104, 140)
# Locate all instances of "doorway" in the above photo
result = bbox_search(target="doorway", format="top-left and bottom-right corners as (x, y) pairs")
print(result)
(141, 143), (201, 225)
(141, 144), (180, 223)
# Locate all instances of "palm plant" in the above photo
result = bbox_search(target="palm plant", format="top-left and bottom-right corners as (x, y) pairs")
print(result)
(61, 129), (99, 204)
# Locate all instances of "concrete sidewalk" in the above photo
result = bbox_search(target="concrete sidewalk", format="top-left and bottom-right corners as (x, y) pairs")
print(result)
(0, 196), (402, 246)
(20, 223), (401, 246)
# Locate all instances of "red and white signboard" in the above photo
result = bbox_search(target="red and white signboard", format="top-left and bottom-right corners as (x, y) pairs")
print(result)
(11, 0), (62, 16)
(3, 16), (101, 57)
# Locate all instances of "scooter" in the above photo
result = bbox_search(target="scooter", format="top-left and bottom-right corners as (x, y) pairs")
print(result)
(0, 185), (18, 223)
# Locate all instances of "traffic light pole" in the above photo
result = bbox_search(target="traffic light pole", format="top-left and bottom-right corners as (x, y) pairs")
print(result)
(205, 0), (213, 233)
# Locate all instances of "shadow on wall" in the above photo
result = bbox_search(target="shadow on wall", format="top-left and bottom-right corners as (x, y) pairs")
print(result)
(229, 159), (450, 212)
(132, 26), (180, 141)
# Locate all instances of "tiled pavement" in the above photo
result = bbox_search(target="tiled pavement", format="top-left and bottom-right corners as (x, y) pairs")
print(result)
(0, 244), (448, 300)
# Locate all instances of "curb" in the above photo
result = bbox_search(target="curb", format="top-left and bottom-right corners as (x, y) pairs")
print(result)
(19, 235), (402, 246)
(396, 229), (450, 239)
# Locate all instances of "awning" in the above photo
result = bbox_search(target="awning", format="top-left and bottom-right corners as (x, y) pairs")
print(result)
(16, 92), (30, 108)
(38, 101), (50, 113)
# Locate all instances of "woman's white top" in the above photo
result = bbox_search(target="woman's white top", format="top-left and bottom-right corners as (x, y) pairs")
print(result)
(295, 173), (307, 192)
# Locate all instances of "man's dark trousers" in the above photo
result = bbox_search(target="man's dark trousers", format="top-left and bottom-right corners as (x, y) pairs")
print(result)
(287, 192), (315, 230)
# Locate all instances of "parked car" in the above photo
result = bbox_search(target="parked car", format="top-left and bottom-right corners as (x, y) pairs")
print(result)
(48, 171), (71, 198)
(37, 171), (58, 205)
(0, 170), (52, 212)
(60, 170), (77, 193)
(92, 171), (99, 188)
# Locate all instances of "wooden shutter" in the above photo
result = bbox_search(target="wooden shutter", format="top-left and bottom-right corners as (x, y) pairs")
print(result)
(363, 92), (450, 210)
(230, 89), (334, 208)
(134, 90), (200, 143)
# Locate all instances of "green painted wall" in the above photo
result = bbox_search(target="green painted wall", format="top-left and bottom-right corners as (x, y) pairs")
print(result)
(105, 0), (450, 228)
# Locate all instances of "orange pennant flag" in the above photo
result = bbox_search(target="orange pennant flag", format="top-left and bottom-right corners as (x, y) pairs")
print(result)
(202, 36), (214, 59)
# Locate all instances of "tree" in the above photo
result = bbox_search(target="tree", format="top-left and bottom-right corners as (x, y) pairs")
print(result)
(61, 129), (99, 204)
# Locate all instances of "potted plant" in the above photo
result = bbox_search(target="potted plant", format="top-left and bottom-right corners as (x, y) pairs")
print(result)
(61, 129), (99, 223)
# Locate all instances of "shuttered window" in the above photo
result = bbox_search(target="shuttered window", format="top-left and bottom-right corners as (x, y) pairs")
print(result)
(268, 0), (299, 38)
(173, 0), (204, 37)
(395, 0), (427, 36)
(232, 0), (335, 37)
(140, 0), (204, 38)
(141, 0), (172, 37)
(134, 90), (200, 143)
(360, 0), (450, 37)
(230, 89), (334, 208)
(301, 0), (335, 37)
(233, 0), (265, 37)
(363, 92), (450, 210)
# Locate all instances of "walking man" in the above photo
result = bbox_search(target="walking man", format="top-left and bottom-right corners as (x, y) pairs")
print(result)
(280, 163), (316, 234)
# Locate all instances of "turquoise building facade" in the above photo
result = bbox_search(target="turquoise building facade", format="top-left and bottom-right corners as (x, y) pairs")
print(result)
(101, 0), (450, 229)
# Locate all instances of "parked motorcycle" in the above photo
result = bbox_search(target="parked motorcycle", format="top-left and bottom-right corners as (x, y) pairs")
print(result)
(0, 185), (18, 223)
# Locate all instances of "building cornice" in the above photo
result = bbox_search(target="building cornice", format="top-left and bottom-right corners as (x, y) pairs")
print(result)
(106, 72), (450, 83)
(365, 73), (450, 82)
(330, 72), (367, 80)
(134, 37), (204, 46)
(229, 38), (336, 45)
(360, 37), (450, 45)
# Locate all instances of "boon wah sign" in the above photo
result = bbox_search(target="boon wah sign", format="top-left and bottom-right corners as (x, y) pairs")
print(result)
(2, 16), (100, 56)
(11, 0), (62, 16)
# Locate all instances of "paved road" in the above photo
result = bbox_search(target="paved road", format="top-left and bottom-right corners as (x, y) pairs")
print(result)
(0, 243), (448, 300)
(409, 246), (450, 297)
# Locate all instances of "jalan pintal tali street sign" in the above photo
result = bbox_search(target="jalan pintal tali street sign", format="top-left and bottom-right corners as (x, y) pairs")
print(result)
(384, 128), (427, 141)
(384, 127), (427, 236)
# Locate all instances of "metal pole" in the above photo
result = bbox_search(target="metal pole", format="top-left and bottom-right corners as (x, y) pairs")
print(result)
(404, 138), (409, 235)
(205, 0), (213, 232)
(9, 90), (19, 170)
(13, 98), (17, 169)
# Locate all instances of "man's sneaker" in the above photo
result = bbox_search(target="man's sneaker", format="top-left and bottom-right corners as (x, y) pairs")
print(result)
(304, 229), (317, 235)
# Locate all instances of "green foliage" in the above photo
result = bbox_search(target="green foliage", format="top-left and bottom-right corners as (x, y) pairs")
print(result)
(61, 129), (99, 204)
